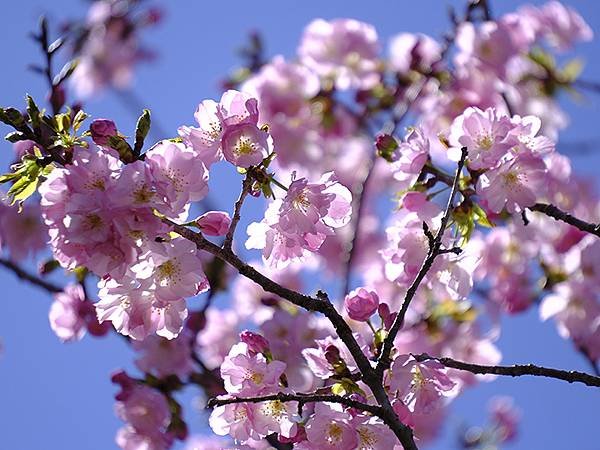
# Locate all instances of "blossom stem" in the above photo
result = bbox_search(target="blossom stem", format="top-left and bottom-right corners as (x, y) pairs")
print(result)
(411, 353), (600, 388)
(223, 174), (252, 250)
(376, 147), (468, 376)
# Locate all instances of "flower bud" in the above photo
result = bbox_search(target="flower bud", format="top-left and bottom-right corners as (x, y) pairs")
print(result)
(195, 211), (231, 236)
(344, 287), (379, 322)
(89, 119), (118, 146)
(239, 330), (269, 354)
(375, 133), (399, 162)
(378, 302), (396, 330)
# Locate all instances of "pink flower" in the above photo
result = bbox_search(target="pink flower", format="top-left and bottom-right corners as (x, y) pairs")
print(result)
(389, 354), (456, 414)
(246, 172), (352, 268)
(95, 274), (190, 340)
(391, 127), (430, 188)
(298, 18), (380, 90)
(388, 33), (442, 73)
(116, 385), (171, 436)
(209, 396), (297, 443)
(344, 287), (379, 322)
(239, 330), (270, 355)
(217, 90), (260, 129)
(0, 196), (47, 260)
(221, 123), (272, 168)
(449, 107), (515, 170)
(178, 99), (224, 168)
(89, 119), (118, 146)
(242, 57), (320, 168)
(209, 402), (261, 442)
(455, 21), (519, 79)
(116, 426), (173, 450)
(195, 211), (231, 236)
(351, 415), (398, 450)
(477, 154), (548, 213)
(521, 1), (593, 51)
(114, 384), (173, 450)
(145, 141), (210, 218)
(133, 334), (194, 379)
(141, 238), (209, 303)
(196, 308), (240, 370)
(49, 284), (88, 342)
(489, 396), (521, 442)
(305, 403), (358, 450)
(220, 342), (286, 395)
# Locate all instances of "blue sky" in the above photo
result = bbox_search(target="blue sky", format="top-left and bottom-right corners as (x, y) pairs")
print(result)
(0, 1), (599, 449)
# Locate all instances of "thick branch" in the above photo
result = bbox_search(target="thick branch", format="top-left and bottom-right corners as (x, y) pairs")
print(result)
(207, 391), (383, 416)
(529, 203), (600, 238)
(0, 258), (62, 293)
(164, 218), (417, 449)
(377, 148), (468, 374)
(413, 353), (600, 388)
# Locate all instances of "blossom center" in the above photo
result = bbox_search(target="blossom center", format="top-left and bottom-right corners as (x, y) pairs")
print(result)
(235, 136), (257, 155)
(358, 426), (378, 447)
(133, 184), (154, 204)
(327, 423), (344, 443)
(156, 259), (182, 284)
(476, 134), (493, 150)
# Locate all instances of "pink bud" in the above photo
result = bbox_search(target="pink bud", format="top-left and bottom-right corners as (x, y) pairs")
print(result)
(195, 211), (232, 236)
(239, 330), (269, 354)
(89, 119), (117, 146)
(378, 302), (396, 330)
(344, 287), (379, 322)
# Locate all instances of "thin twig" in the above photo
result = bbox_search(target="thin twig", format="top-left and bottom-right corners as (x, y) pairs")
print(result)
(412, 353), (600, 388)
(0, 258), (63, 293)
(376, 147), (468, 375)
(207, 391), (383, 416)
(529, 203), (600, 238)
(223, 175), (251, 250)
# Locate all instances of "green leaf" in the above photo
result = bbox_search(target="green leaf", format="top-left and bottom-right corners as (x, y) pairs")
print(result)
(133, 109), (151, 156)
(26, 95), (42, 132)
(72, 110), (89, 132)
(560, 58), (583, 83)
(472, 204), (494, 228)
(4, 131), (29, 143)
(0, 107), (26, 128)
(107, 135), (135, 163)
(331, 382), (347, 396)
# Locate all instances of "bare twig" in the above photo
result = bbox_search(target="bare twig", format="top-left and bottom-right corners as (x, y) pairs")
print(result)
(0, 258), (63, 293)
(207, 391), (383, 416)
(223, 175), (252, 250)
(376, 148), (468, 375)
(529, 203), (600, 238)
(412, 353), (600, 388)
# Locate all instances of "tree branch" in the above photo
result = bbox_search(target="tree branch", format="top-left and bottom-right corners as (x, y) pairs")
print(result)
(164, 217), (417, 449)
(207, 391), (383, 416)
(0, 258), (63, 293)
(223, 174), (251, 251)
(529, 203), (600, 238)
(412, 353), (600, 388)
(376, 147), (468, 374)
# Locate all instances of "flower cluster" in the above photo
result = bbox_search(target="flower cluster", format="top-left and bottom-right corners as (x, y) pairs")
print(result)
(0, 1), (597, 450)
(246, 172), (352, 268)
